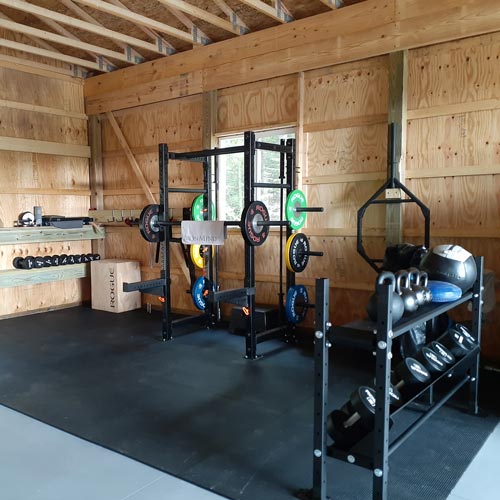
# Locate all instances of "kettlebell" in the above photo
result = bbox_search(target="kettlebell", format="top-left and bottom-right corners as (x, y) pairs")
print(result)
(408, 268), (432, 305)
(366, 272), (405, 324)
(395, 270), (419, 316)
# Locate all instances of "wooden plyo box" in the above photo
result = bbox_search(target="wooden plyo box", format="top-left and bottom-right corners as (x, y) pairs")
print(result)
(91, 259), (141, 313)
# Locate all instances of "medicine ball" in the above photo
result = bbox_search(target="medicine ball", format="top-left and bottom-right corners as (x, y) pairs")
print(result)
(420, 244), (477, 292)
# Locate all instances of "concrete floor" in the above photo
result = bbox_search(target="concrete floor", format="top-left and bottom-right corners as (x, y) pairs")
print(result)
(0, 404), (498, 500)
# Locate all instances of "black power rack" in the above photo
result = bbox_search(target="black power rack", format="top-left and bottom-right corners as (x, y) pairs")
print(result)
(306, 256), (483, 500)
(125, 131), (301, 359)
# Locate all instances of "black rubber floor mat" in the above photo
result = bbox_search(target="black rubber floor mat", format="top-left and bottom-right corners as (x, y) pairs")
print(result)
(0, 307), (497, 500)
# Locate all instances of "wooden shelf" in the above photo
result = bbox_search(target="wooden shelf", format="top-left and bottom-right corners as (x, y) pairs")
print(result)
(0, 264), (89, 288)
(0, 226), (105, 245)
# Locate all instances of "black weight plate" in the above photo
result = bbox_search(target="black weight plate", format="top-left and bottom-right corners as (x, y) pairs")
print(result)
(34, 256), (45, 269)
(350, 386), (376, 421)
(286, 233), (310, 273)
(43, 256), (53, 267)
(139, 204), (162, 243)
(12, 257), (24, 269)
(59, 254), (68, 265)
(240, 201), (269, 246)
(51, 255), (60, 266)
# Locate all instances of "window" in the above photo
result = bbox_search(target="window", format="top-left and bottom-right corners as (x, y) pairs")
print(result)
(217, 128), (295, 221)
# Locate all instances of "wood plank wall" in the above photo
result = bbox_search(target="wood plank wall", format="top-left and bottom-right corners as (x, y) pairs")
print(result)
(100, 95), (203, 313)
(404, 33), (500, 361)
(0, 64), (90, 318)
(90, 32), (500, 360)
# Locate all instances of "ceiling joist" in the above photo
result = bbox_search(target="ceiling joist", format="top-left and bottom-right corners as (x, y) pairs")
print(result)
(237, 0), (294, 23)
(165, 6), (212, 45)
(70, 0), (193, 43)
(212, 0), (249, 34)
(0, 18), (132, 66)
(156, 0), (241, 35)
(107, 0), (176, 55)
(0, 0), (171, 55)
(0, 37), (106, 71)
(60, 0), (146, 62)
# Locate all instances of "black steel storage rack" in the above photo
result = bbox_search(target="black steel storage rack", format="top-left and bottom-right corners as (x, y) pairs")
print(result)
(307, 256), (484, 500)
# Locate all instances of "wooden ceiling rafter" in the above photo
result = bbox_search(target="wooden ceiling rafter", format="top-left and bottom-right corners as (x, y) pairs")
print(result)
(68, 0), (194, 44)
(106, 0), (176, 55)
(237, 0), (294, 23)
(0, 36), (106, 71)
(60, 0), (147, 61)
(212, 0), (249, 34)
(155, 0), (241, 35)
(0, 0), (169, 55)
(0, 18), (134, 68)
(163, 5), (212, 45)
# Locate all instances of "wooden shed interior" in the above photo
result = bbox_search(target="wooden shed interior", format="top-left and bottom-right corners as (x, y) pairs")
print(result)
(1, 0), (499, 366)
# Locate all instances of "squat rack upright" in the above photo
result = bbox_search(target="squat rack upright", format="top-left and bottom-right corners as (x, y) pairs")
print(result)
(126, 131), (298, 360)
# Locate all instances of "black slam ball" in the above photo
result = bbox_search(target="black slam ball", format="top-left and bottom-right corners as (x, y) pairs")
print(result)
(420, 244), (477, 292)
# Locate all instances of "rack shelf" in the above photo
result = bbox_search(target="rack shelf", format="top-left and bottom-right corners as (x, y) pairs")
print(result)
(306, 256), (484, 500)
(0, 226), (105, 245)
(0, 264), (89, 288)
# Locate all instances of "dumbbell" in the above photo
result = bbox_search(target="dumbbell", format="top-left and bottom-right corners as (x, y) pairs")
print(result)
(42, 256), (54, 267)
(67, 255), (75, 265)
(12, 257), (24, 269)
(415, 346), (447, 376)
(428, 341), (456, 366)
(438, 325), (476, 358)
(51, 255), (60, 266)
(392, 357), (431, 398)
(74, 254), (82, 264)
(59, 254), (69, 265)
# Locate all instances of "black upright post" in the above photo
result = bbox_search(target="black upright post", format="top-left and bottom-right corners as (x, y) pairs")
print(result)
(159, 144), (172, 341)
(312, 278), (330, 500)
(469, 256), (484, 414)
(373, 276), (394, 500)
(203, 157), (216, 326)
(244, 131), (258, 359)
(286, 138), (296, 293)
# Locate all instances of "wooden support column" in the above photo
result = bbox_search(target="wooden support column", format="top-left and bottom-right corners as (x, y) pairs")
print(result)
(202, 90), (217, 149)
(89, 114), (106, 257)
(386, 50), (408, 247)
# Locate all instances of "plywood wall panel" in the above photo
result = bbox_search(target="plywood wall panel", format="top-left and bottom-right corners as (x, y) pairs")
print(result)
(304, 57), (388, 126)
(306, 124), (387, 177)
(217, 75), (298, 134)
(408, 33), (500, 110)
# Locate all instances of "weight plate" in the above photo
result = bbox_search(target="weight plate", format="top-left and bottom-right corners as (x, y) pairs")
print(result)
(285, 233), (310, 273)
(74, 254), (82, 264)
(42, 256), (53, 267)
(190, 245), (213, 269)
(241, 201), (270, 246)
(34, 256), (45, 268)
(67, 255), (75, 265)
(12, 257), (24, 269)
(139, 204), (162, 243)
(285, 189), (307, 230)
(285, 284), (309, 324)
(51, 255), (60, 266)
(191, 276), (213, 311)
(22, 256), (35, 269)
(191, 195), (216, 221)
(350, 386), (376, 420)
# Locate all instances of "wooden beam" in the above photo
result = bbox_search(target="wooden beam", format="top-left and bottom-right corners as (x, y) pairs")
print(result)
(105, 112), (155, 204)
(202, 90), (218, 149)
(303, 172), (387, 185)
(407, 99), (500, 120)
(0, 53), (75, 80)
(0, 227), (104, 245)
(0, 264), (88, 289)
(165, 6), (211, 45)
(0, 136), (91, 158)
(212, 0), (249, 34)
(0, 0), (166, 55)
(60, 0), (149, 59)
(0, 187), (90, 195)
(0, 11), (57, 52)
(70, 0), (193, 43)
(84, 0), (500, 114)
(386, 50), (408, 247)
(0, 38), (104, 71)
(106, 0), (175, 55)
(0, 18), (131, 65)
(238, 0), (293, 23)
(156, 0), (240, 34)
(89, 115), (106, 257)
(0, 98), (87, 120)
(406, 164), (500, 179)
